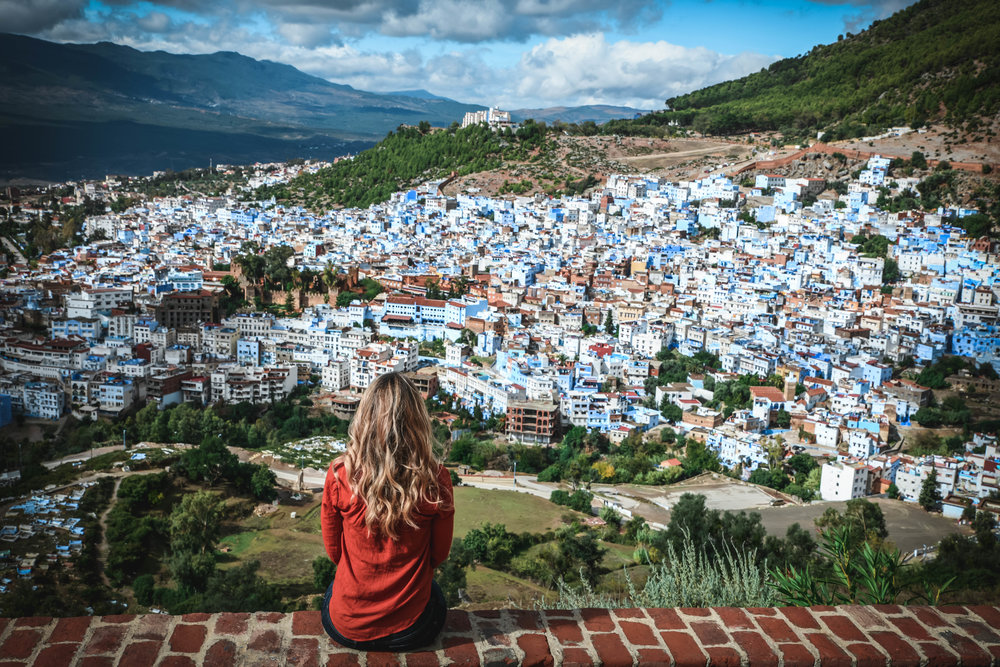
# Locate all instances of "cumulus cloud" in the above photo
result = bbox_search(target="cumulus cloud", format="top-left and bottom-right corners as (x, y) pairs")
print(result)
(0, 0), (87, 34)
(509, 33), (778, 109)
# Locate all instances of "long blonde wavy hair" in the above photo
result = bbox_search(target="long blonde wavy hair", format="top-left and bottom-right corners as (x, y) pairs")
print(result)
(339, 372), (447, 540)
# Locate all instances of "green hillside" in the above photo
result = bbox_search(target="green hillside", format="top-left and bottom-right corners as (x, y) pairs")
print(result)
(255, 121), (554, 209)
(605, 0), (1000, 139)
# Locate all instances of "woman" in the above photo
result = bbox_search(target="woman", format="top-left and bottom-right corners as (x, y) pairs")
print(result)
(320, 372), (454, 651)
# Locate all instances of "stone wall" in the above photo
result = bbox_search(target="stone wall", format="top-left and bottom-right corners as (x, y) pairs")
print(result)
(2, 604), (999, 666)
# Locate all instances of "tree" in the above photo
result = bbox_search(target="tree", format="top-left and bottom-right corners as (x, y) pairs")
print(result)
(775, 409), (791, 428)
(250, 465), (277, 501)
(919, 468), (941, 511)
(170, 491), (224, 556)
(886, 483), (900, 500)
(312, 556), (337, 592)
(604, 309), (615, 335)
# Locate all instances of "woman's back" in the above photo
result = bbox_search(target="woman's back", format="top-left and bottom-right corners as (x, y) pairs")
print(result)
(322, 460), (453, 641)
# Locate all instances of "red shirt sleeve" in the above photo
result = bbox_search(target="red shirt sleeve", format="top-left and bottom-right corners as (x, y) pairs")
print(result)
(321, 462), (343, 564)
(430, 465), (455, 569)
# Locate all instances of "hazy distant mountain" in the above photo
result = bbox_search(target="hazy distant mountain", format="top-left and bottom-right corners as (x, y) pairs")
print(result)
(385, 89), (455, 102)
(0, 34), (650, 182)
(0, 34), (484, 181)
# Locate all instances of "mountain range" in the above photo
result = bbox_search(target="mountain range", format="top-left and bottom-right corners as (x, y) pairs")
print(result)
(0, 34), (643, 182)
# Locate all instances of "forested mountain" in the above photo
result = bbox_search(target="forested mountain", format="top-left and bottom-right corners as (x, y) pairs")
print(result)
(605, 0), (1000, 139)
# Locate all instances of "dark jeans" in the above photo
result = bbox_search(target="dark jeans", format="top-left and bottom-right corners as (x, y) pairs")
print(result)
(320, 579), (447, 652)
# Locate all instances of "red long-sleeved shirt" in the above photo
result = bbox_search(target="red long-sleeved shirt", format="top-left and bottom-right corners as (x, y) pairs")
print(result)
(321, 460), (454, 641)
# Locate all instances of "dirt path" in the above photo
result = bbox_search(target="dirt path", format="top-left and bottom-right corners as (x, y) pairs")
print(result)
(96, 476), (124, 589)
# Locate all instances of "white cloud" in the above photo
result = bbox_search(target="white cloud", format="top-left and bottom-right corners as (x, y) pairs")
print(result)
(507, 33), (778, 109)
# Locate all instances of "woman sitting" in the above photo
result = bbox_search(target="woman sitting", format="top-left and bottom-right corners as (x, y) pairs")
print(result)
(320, 372), (454, 651)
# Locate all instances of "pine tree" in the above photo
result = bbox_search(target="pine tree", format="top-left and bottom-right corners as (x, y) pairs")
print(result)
(918, 468), (941, 511)
(604, 309), (615, 335)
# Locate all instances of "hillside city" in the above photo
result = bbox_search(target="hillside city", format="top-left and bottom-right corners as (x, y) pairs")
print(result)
(1, 140), (997, 521)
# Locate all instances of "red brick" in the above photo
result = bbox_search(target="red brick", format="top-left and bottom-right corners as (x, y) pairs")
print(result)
(910, 608), (947, 628)
(942, 631), (992, 667)
(821, 615), (866, 641)
(591, 632), (632, 667)
(679, 607), (712, 617)
(52, 617), (91, 643)
(181, 613), (212, 622)
(747, 607), (777, 616)
(34, 643), (79, 667)
(937, 605), (967, 615)
(889, 616), (933, 641)
(475, 610), (501, 619)
(99, 615), (132, 624)
(247, 628), (282, 654)
(969, 605), (1000, 627)
(846, 642), (888, 667)
(214, 613), (251, 636)
(715, 607), (754, 629)
(443, 640), (479, 666)
(159, 658), (197, 667)
(0, 618), (8, 636)
(325, 654), (361, 667)
(118, 641), (162, 667)
(78, 658), (114, 667)
(255, 612), (284, 623)
(445, 611), (472, 633)
(133, 614), (171, 641)
(918, 641), (959, 666)
(15, 616), (51, 627)
(777, 642), (816, 666)
(292, 611), (324, 636)
(732, 631), (778, 667)
(636, 648), (672, 666)
(286, 637), (320, 667)
(871, 604), (903, 615)
(204, 639), (239, 667)
(705, 646), (742, 666)
(580, 608), (615, 632)
(170, 624), (208, 653)
(690, 620), (729, 645)
(757, 616), (797, 643)
(619, 620), (656, 646)
(805, 633), (852, 667)
(542, 610), (575, 618)
(83, 626), (126, 655)
(518, 633), (554, 667)
(808, 606), (836, 612)
(780, 607), (820, 629)
(508, 610), (542, 630)
(548, 618), (583, 644)
(647, 607), (685, 630)
(661, 631), (708, 667)
(869, 631), (921, 667)
(614, 608), (646, 619)
(405, 650), (443, 667)
(559, 648), (593, 667)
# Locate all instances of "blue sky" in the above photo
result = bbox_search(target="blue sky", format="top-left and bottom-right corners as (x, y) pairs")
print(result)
(1, 0), (916, 109)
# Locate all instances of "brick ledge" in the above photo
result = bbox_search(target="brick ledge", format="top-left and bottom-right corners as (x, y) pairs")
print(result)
(2, 605), (999, 666)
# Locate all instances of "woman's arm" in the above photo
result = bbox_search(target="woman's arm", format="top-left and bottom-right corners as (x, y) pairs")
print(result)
(430, 465), (455, 568)
(321, 463), (343, 564)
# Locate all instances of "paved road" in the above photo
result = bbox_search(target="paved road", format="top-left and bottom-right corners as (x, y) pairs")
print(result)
(1, 235), (26, 263)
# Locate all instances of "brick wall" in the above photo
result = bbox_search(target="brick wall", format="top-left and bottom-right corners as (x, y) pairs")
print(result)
(1, 605), (999, 666)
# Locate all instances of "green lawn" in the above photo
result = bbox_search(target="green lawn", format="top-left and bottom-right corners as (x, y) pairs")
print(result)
(464, 565), (553, 608)
(453, 486), (580, 538)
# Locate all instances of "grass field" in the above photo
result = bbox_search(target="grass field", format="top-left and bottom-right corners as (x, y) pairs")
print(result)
(453, 486), (578, 538)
